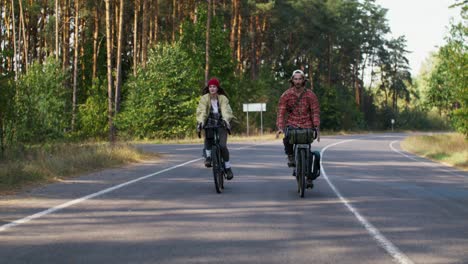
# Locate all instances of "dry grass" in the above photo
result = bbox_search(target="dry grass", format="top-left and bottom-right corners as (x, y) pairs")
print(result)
(0, 142), (158, 194)
(401, 133), (468, 170)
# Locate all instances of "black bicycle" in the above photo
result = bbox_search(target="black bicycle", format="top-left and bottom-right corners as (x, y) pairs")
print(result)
(198, 124), (230, 193)
(287, 127), (320, 198)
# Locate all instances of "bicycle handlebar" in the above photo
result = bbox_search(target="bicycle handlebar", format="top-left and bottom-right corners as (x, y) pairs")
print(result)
(196, 122), (231, 138)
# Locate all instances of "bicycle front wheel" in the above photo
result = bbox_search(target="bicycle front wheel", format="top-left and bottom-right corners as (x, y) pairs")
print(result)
(211, 146), (223, 193)
(298, 149), (306, 198)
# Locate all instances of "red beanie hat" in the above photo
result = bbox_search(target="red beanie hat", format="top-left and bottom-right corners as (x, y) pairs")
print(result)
(207, 78), (220, 88)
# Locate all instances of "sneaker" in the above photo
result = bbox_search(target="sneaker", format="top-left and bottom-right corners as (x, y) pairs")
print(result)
(204, 157), (212, 167)
(226, 168), (234, 180)
(287, 155), (295, 167)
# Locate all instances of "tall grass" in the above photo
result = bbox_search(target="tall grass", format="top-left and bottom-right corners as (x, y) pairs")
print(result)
(0, 143), (157, 193)
(401, 133), (468, 170)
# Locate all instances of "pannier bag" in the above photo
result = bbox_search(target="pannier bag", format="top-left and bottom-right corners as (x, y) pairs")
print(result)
(309, 150), (321, 180)
(288, 128), (315, 144)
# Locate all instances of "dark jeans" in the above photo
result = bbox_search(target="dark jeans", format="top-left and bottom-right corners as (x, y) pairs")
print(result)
(283, 135), (294, 156)
(205, 127), (230, 162)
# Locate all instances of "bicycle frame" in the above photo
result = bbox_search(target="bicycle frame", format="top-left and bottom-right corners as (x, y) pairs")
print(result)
(210, 127), (226, 193)
(293, 143), (310, 198)
(198, 123), (230, 194)
(286, 127), (318, 198)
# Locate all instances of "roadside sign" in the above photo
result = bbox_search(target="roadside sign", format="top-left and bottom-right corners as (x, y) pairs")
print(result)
(243, 103), (266, 136)
(243, 103), (266, 112)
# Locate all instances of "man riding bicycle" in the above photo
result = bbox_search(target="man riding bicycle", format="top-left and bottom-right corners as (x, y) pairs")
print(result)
(276, 69), (320, 168)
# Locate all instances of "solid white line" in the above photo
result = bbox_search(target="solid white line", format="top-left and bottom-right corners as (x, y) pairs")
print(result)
(0, 143), (263, 233)
(0, 158), (202, 232)
(389, 140), (464, 177)
(321, 139), (414, 264)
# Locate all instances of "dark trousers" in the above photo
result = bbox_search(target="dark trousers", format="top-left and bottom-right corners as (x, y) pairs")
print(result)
(205, 127), (230, 162)
(283, 136), (294, 156)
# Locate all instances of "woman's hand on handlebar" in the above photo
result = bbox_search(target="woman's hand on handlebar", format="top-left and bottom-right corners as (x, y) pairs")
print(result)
(223, 120), (232, 135)
(196, 122), (203, 138)
(275, 129), (283, 139)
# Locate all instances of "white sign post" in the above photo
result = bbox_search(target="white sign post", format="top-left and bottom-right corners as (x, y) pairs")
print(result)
(243, 103), (266, 136)
(391, 119), (395, 132)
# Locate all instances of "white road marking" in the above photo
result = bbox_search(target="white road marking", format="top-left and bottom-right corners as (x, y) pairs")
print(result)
(389, 140), (464, 177)
(0, 158), (202, 232)
(321, 139), (414, 264)
(0, 142), (265, 233)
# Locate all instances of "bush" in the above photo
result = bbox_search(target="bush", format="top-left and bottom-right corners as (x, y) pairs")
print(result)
(117, 43), (199, 139)
(77, 79), (108, 139)
(14, 57), (70, 143)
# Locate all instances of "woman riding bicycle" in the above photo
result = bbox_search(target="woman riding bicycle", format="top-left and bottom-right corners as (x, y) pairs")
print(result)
(196, 77), (235, 180)
(276, 69), (321, 167)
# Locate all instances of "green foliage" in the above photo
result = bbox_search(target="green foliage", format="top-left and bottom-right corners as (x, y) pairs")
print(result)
(0, 74), (16, 153)
(230, 68), (283, 133)
(179, 3), (235, 86)
(396, 107), (450, 130)
(117, 43), (199, 139)
(77, 78), (108, 139)
(14, 57), (70, 143)
(426, 8), (467, 135)
(316, 85), (341, 130)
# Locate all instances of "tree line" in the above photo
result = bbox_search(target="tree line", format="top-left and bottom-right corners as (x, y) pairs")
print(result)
(0, 0), (465, 153)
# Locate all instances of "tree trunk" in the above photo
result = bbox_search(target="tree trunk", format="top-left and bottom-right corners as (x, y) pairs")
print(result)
(92, 4), (99, 80)
(38, 1), (47, 63)
(18, 0), (28, 72)
(55, 0), (59, 60)
(205, 0), (211, 84)
(172, 0), (176, 43)
(104, 0), (115, 142)
(71, 0), (80, 130)
(236, 2), (242, 72)
(250, 14), (256, 80)
(153, 0), (158, 44)
(354, 54), (360, 107)
(133, 0), (139, 75)
(80, 17), (85, 81)
(230, 0), (237, 59)
(141, 0), (148, 67)
(11, 0), (18, 80)
(115, 0), (124, 114)
(62, 0), (70, 72)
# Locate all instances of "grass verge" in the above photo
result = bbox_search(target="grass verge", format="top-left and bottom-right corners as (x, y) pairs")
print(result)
(401, 133), (468, 171)
(0, 142), (158, 194)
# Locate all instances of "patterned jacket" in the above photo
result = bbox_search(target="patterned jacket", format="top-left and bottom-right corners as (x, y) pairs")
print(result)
(276, 87), (320, 130)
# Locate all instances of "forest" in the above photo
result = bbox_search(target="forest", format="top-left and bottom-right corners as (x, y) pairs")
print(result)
(0, 0), (466, 152)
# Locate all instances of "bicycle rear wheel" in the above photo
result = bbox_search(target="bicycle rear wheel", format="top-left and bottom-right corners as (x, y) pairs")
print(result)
(211, 146), (223, 193)
(298, 149), (306, 198)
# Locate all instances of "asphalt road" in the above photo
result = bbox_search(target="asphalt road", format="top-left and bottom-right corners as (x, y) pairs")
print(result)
(1, 133), (467, 264)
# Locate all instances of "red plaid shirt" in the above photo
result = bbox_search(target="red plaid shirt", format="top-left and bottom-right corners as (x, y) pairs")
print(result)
(276, 87), (320, 130)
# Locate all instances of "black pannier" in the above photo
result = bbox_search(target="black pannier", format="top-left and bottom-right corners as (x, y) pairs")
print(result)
(288, 128), (315, 144)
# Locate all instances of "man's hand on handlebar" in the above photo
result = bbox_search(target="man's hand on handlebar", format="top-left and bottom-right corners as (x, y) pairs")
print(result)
(314, 127), (320, 142)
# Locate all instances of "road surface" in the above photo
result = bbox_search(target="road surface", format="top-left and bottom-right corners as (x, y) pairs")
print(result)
(1, 133), (467, 264)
